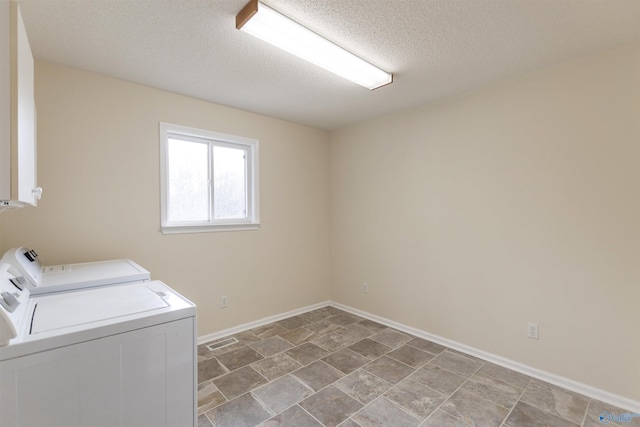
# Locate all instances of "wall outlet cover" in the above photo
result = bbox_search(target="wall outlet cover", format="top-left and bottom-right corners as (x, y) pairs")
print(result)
(528, 322), (539, 340)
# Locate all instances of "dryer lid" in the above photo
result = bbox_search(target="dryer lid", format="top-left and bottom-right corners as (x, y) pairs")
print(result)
(30, 285), (169, 334)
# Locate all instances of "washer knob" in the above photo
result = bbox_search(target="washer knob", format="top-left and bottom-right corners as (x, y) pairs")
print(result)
(32, 187), (43, 200)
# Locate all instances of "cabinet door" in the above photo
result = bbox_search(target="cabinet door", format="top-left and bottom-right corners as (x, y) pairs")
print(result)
(11, 1), (38, 206)
(0, 0), (11, 199)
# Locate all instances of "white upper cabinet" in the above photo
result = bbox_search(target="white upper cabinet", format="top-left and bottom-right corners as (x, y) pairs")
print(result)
(0, 1), (40, 208)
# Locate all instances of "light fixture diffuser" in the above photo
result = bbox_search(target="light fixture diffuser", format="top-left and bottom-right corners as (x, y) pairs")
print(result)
(236, 0), (393, 90)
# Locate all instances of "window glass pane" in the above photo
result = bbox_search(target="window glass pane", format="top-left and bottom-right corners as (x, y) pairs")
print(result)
(168, 138), (209, 222)
(213, 145), (247, 219)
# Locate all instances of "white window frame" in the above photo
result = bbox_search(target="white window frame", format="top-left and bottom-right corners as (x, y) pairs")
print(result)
(159, 122), (259, 234)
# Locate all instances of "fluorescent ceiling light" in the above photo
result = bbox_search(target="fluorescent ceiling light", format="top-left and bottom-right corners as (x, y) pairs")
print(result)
(236, 0), (393, 90)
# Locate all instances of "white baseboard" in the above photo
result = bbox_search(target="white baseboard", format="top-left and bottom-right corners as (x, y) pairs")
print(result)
(330, 301), (640, 414)
(197, 300), (331, 345)
(197, 300), (640, 413)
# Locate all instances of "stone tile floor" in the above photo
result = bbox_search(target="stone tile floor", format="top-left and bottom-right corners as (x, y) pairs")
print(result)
(197, 306), (634, 427)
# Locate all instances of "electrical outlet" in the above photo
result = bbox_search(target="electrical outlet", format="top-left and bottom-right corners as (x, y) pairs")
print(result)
(363, 283), (369, 294)
(527, 322), (539, 340)
(220, 296), (228, 308)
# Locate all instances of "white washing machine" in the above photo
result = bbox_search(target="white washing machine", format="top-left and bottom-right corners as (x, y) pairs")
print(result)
(0, 263), (197, 427)
(1, 247), (150, 295)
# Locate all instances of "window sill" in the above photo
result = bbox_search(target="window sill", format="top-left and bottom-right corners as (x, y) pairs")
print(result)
(161, 223), (260, 235)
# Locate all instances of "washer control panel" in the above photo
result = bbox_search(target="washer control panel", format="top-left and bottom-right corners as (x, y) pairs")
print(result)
(0, 263), (29, 346)
(1, 247), (42, 287)
(0, 291), (20, 312)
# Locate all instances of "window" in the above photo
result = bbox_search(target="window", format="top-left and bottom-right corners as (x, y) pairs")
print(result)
(160, 122), (259, 234)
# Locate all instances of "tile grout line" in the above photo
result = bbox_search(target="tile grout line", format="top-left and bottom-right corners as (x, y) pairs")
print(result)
(345, 358), (449, 425)
(418, 357), (488, 425)
(250, 373), (322, 425)
(292, 349), (408, 427)
(201, 313), (443, 424)
(526, 379), (591, 426)
(300, 403), (330, 427)
(199, 308), (597, 427)
(580, 399), (593, 427)
(249, 388), (277, 419)
(497, 376), (533, 427)
(363, 394), (425, 424)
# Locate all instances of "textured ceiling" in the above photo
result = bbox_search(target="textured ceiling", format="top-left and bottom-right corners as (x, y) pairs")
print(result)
(18, 0), (640, 130)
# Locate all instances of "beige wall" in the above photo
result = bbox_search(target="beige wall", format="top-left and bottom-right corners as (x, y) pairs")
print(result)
(0, 61), (331, 334)
(1, 43), (638, 403)
(330, 43), (640, 400)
